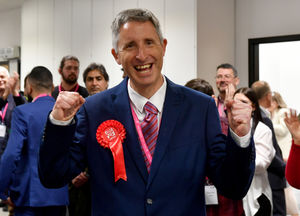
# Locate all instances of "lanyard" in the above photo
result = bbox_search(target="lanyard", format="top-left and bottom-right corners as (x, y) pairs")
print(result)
(0, 103), (8, 123)
(130, 105), (153, 164)
(59, 83), (79, 92)
(32, 94), (51, 102)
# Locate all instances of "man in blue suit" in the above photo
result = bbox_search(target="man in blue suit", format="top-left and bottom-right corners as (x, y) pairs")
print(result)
(39, 9), (255, 216)
(0, 66), (68, 216)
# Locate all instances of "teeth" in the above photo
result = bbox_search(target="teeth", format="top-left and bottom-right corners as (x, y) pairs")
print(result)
(135, 64), (151, 70)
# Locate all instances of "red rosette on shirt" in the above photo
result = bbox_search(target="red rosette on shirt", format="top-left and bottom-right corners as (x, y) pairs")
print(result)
(96, 120), (127, 182)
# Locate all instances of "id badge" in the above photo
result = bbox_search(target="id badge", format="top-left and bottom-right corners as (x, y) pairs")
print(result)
(205, 185), (218, 205)
(0, 124), (6, 138)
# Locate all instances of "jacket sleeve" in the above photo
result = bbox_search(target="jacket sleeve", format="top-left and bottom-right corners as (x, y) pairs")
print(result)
(286, 141), (300, 189)
(38, 106), (88, 188)
(0, 108), (26, 199)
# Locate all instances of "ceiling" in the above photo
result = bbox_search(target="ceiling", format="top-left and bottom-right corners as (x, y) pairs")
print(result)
(0, 0), (24, 12)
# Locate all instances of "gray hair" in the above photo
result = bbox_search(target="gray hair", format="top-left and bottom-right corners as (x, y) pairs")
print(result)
(216, 63), (238, 77)
(111, 8), (164, 52)
(0, 66), (9, 77)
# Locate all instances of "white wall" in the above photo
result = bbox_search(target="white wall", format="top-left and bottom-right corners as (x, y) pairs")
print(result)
(235, 0), (300, 88)
(0, 7), (21, 69)
(21, 0), (197, 89)
(0, 8), (21, 49)
(197, 0), (235, 93)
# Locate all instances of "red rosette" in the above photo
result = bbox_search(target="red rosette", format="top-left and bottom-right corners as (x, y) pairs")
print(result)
(96, 120), (127, 182)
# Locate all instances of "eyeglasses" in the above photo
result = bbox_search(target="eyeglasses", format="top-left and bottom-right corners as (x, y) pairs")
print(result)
(215, 74), (235, 80)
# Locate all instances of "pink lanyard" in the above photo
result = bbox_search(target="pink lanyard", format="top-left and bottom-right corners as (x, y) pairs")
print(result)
(130, 105), (153, 164)
(0, 103), (8, 123)
(32, 94), (51, 102)
(59, 83), (79, 92)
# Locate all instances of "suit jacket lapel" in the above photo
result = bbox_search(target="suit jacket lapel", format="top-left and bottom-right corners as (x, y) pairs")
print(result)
(147, 79), (184, 189)
(111, 79), (148, 183)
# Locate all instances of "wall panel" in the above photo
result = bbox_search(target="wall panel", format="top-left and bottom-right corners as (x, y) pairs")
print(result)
(164, 0), (197, 84)
(92, 0), (120, 87)
(72, 0), (92, 85)
(53, 0), (72, 86)
(21, 0), (38, 84)
(37, 0), (54, 70)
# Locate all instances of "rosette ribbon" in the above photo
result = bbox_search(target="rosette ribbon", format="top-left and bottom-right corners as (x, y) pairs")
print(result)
(96, 120), (127, 182)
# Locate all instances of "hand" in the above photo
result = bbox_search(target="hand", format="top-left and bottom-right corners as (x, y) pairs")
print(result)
(212, 95), (218, 106)
(51, 91), (85, 121)
(284, 109), (300, 145)
(8, 72), (20, 96)
(226, 98), (252, 137)
(224, 83), (236, 106)
(3, 197), (14, 207)
(72, 172), (89, 188)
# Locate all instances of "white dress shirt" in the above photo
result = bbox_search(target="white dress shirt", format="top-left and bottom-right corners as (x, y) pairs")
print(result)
(128, 76), (166, 125)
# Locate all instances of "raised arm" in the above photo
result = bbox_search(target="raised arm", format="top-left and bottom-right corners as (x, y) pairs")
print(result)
(38, 91), (85, 188)
(285, 109), (300, 188)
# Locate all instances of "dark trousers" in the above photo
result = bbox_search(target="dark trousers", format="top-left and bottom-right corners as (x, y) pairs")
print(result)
(68, 182), (91, 216)
(272, 188), (286, 216)
(254, 194), (271, 216)
(14, 206), (66, 216)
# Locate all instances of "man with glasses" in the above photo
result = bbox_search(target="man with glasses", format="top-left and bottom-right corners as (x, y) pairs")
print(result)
(215, 63), (240, 135)
(206, 64), (244, 216)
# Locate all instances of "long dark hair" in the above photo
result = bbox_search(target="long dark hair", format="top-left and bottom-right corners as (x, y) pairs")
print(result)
(234, 87), (262, 131)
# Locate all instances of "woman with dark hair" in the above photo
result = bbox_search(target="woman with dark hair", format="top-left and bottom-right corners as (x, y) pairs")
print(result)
(234, 87), (275, 216)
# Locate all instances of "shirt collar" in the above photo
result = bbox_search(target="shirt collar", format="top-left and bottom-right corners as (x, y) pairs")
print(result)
(128, 76), (167, 114)
(260, 106), (271, 118)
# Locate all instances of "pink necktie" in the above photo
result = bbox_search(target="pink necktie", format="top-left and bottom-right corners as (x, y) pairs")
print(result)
(141, 101), (158, 172)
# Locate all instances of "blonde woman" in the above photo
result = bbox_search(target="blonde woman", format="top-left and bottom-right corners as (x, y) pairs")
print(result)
(269, 92), (299, 216)
(269, 92), (292, 159)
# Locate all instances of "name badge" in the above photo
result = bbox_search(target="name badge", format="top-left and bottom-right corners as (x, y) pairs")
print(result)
(205, 185), (218, 205)
(0, 124), (6, 138)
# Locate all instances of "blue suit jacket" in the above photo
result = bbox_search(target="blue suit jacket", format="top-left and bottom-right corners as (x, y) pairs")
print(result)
(39, 78), (255, 216)
(0, 96), (68, 207)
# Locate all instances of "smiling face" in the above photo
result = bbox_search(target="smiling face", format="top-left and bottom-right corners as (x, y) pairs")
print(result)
(0, 70), (8, 92)
(216, 68), (239, 96)
(112, 21), (167, 98)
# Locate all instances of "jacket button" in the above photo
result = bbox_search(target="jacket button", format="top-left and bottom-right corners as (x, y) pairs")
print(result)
(146, 198), (153, 205)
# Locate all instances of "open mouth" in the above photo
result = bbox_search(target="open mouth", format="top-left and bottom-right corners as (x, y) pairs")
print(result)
(134, 64), (152, 72)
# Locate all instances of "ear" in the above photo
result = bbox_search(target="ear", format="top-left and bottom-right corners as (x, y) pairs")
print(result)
(58, 68), (62, 75)
(28, 84), (33, 97)
(111, 49), (121, 65)
(162, 39), (167, 56)
(234, 77), (240, 86)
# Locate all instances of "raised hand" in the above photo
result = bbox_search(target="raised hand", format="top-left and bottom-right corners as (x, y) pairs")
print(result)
(225, 83), (236, 105)
(226, 88), (252, 137)
(8, 71), (20, 96)
(51, 91), (85, 121)
(284, 109), (300, 145)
